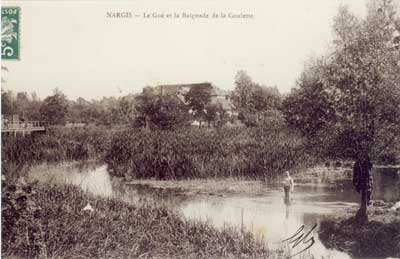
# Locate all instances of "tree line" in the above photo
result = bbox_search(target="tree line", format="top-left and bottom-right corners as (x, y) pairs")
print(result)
(1, 71), (282, 129)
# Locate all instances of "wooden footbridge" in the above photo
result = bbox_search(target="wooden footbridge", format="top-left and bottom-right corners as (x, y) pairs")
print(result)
(2, 120), (46, 136)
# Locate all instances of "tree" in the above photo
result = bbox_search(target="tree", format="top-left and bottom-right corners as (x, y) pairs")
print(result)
(15, 92), (29, 119)
(40, 88), (69, 125)
(1, 90), (14, 116)
(25, 92), (42, 121)
(184, 83), (212, 126)
(134, 87), (190, 130)
(204, 103), (228, 128)
(231, 70), (254, 112)
(250, 85), (281, 112)
(282, 2), (400, 223)
(102, 95), (136, 126)
(232, 70), (282, 126)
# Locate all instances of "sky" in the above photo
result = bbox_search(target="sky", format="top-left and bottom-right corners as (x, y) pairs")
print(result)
(1, 0), (374, 100)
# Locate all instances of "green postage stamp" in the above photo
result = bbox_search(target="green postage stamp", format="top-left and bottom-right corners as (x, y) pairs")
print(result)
(1, 6), (20, 60)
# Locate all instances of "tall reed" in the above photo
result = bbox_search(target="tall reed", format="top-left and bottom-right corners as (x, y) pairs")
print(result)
(105, 127), (310, 180)
(1, 125), (117, 179)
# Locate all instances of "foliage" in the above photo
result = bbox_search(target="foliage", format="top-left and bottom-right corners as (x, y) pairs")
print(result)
(67, 95), (136, 126)
(204, 102), (229, 128)
(231, 70), (254, 112)
(184, 83), (212, 124)
(105, 127), (309, 180)
(1, 90), (42, 120)
(1, 90), (14, 116)
(284, 3), (400, 161)
(1, 182), (270, 259)
(282, 1), (400, 220)
(231, 70), (282, 127)
(1, 88), (137, 126)
(134, 87), (191, 130)
(39, 88), (69, 125)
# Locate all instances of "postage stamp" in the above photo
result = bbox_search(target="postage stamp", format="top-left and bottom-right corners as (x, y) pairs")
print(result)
(1, 6), (20, 60)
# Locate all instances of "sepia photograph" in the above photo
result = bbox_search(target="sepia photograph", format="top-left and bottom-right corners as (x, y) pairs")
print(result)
(1, 0), (400, 258)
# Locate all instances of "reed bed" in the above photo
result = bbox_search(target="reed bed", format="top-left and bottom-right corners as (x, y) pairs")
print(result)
(105, 127), (310, 180)
(1, 125), (117, 180)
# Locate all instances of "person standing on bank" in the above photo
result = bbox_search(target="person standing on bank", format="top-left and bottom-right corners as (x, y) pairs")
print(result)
(283, 171), (294, 200)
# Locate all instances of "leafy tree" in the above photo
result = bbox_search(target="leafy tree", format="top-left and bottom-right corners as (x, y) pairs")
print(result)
(1, 90), (14, 116)
(67, 97), (91, 124)
(25, 92), (42, 121)
(1, 90), (42, 121)
(282, 58), (336, 138)
(232, 71), (282, 126)
(184, 84), (212, 126)
(204, 103), (228, 128)
(282, 2), (400, 222)
(250, 85), (281, 112)
(112, 95), (136, 125)
(40, 88), (69, 125)
(134, 87), (190, 130)
(15, 92), (29, 119)
(231, 70), (255, 114)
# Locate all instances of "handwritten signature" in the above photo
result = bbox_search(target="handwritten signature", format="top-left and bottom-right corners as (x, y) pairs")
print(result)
(281, 224), (317, 258)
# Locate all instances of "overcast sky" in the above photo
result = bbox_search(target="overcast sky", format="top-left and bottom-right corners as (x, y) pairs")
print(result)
(1, 0), (376, 100)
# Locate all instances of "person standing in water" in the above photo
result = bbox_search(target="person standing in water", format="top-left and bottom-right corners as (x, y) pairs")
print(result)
(283, 171), (294, 200)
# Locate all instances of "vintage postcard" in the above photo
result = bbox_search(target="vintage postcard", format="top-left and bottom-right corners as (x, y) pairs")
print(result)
(1, 0), (400, 258)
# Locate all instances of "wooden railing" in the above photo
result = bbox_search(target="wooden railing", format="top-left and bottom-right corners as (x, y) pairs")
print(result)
(1, 120), (46, 132)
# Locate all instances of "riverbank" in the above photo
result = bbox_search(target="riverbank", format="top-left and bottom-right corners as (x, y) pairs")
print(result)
(2, 181), (281, 259)
(16, 161), (400, 258)
(319, 203), (400, 258)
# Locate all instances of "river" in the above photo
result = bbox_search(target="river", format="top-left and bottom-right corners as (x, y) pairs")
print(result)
(31, 164), (400, 259)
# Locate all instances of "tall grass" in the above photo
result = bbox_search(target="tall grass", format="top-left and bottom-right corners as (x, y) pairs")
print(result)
(1, 125), (117, 180)
(2, 182), (272, 259)
(2, 125), (311, 181)
(105, 127), (310, 180)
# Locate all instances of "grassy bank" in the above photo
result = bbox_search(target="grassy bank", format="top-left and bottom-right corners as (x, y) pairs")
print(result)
(318, 205), (400, 258)
(105, 127), (310, 180)
(1, 181), (278, 259)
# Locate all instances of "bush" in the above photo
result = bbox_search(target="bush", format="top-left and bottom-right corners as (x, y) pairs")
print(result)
(105, 127), (310, 180)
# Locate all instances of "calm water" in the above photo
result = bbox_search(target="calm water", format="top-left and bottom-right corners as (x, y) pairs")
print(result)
(52, 165), (400, 259)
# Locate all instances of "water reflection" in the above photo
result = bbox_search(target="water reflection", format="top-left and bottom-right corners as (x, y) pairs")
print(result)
(64, 165), (112, 197)
(33, 164), (399, 259)
(179, 192), (352, 259)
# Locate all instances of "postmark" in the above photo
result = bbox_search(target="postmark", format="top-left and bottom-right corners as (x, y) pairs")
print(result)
(1, 6), (20, 60)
